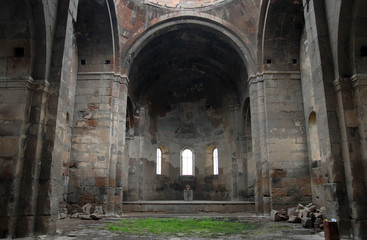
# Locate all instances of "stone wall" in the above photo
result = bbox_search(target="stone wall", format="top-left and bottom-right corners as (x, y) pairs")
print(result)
(125, 100), (247, 201)
(300, 27), (325, 207)
(249, 72), (311, 213)
(1, 0), (367, 238)
(68, 72), (127, 214)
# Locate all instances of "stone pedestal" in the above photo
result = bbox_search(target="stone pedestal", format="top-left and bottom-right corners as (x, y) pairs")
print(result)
(184, 190), (193, 201)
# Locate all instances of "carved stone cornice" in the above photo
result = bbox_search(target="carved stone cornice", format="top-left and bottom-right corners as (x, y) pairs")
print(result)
(248, 71), (301, 86)
(31, 79), (50, 93)
(77, 72), (129, 85)
(0, 75), (34, 89)
(350, 74), (367, 88)
(333, 77), (353, 92)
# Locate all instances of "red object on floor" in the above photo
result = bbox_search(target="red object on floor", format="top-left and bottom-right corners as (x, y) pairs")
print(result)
(324, 221), (339, 240)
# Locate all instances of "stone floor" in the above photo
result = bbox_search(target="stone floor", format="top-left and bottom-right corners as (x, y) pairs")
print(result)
(21, 213), (325, 240)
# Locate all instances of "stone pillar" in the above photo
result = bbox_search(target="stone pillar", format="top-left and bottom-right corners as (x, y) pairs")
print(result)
(250, 72), (311, 213)
(0, 76), (34, 237)
(15, 79), (50, 237)
(351, 74), (367, 191)
(334, 76), (367, 239)
(229, 104), (239, 200)
(249, 74), (269, 215)
(108, 75), (128, 215)
(302, 0), (350, 236)
(69, 72), (127, 215)
(255, 75), (271, 215)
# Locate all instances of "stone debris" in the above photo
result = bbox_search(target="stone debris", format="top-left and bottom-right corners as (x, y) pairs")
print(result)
(90, 206), (105, 220)
(271, 203), (326, 231)
(77, 204), (105, 220)
(287, 215), (301, 223)
(58, 208), (68, 220)
(302, 217), (313, 228)
(82, 203), (92, 214)
(270, 209), (289, 222)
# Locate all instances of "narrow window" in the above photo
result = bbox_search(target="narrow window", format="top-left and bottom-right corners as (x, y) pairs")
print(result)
(156, 148), (162, 175)
(182, 149), (193, 175)
(213, 148), (219, 175)
(308, 112), (321, 162)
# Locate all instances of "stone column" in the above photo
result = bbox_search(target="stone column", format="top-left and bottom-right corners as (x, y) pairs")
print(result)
(256, 74), (271, 215)
(15, 79), (50, 237)
(249, 74), (269, 215)
(351, 74), (367, 189)
(335, 76), (367, 239)
(108, 75), (128, 215)
(302, 0), (350, 236)
(229, 104), (239, 200)
(0, 76), (34, 237)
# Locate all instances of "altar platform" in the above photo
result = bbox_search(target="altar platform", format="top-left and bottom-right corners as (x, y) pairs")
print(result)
(122, 200), (255, 214)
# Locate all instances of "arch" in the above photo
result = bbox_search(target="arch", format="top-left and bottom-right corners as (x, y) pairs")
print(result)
(257, 0), (304, 72)
(156, 148), (162, 175)
(27, 0), (47, 80)
(205, 144), (218, 176)
(181, 148), (194, 176)
(126, 97), (134, 134)
(337, 0), (359, 76)
(124, 15), (251, 107)
(76, 0), (120, 71)
(213, 148), (219, 175)
(121, 13), (255, 76)
(338, 0), (367, 76)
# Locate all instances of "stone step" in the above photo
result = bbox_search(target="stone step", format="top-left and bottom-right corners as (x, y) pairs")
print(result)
(122, 201), (255, 213)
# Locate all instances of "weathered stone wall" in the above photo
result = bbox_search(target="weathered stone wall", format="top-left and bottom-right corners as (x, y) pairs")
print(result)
(0, 0), (79, 237)
(68, 72), (127, 214)
(0, 0), (32, 236)
(264, 72), (310, 210)
(1, 0), (367, 238)
(250, 72), (311, 213)
(300, 27), (325, 207)
(125, 100), (247, 201)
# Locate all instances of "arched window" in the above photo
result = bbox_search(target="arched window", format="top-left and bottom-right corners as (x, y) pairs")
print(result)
(156, 148), (162, 175)
(213, 148), (218, 175)
(308, 112), (321, 162)
(181, 149), (193, 175)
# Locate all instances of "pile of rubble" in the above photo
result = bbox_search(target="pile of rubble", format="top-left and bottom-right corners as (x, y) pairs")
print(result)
(58, 203), (105, 220)
(271, 203), (326, 230)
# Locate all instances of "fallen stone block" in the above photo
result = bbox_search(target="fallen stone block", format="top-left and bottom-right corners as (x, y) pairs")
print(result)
(90, 213), (102, 220)
(287, 207), (298, 217)
(82, 203), (92, 215)
(93, 206), (104, 215)
(58, 212), (67, 220)
(308, 205), (316, 213)
(314, 217), (323, 226)
(70, 213), (79, 218)
(311, 212), (322, 221)
(279, 214), (289, 221)
(301, 209), (310, 218)
(301, 217), (313, 228)
(287, 216), (301, 223)
(79, 214), (91, 220)
(271, 210), (281, 221)
(319, 206), (326, 215)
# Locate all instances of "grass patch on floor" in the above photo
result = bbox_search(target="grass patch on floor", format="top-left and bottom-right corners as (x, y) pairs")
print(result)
(105, 217), (261, 238)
